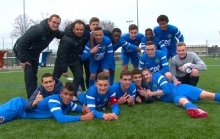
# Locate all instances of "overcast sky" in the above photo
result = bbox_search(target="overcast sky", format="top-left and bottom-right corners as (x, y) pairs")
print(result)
(0, 0), (220, 50)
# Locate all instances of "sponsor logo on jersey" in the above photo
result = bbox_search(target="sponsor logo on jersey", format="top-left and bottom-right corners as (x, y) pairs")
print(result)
(102, 46), (106, 50)
(0, 116), (5, 123)
(167, 34), (172, 39)
(104, 98), (108, 102)
(155, 59), (160, 64)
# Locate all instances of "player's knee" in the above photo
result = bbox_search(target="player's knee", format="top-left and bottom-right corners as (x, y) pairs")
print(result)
(176, 97), (189, 107)
(191, 69), (199, 76)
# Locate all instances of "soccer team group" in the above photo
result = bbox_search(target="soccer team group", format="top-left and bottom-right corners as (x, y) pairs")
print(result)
(1, 14), (220, 124)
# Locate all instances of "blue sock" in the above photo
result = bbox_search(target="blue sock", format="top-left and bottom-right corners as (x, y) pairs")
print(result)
(77, 93), (86, 104)
(214, 93), (220, 102)
(183, 102), (197, 110)
(89, 79), (95, 87)
(109, 76), (114, 85)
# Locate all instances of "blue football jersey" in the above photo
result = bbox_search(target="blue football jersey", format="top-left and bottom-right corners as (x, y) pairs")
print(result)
(149, 73), (174, 102)
(23, 94), (82, 123)
(85, 85), (119, 119)
(111, 82), (136, 102)
(121, 33), (144, 54)
(153, 24), (184, 49)
(139, 50), (169, 75)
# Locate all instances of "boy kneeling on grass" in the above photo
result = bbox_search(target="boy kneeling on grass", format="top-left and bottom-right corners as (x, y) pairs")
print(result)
(0, 82), (94, 124)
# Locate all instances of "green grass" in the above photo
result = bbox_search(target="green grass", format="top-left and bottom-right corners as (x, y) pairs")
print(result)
(0, 58), (220, 139)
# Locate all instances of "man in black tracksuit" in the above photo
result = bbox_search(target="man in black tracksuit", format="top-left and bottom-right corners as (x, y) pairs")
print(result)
(17, 14), (64, 99)
(81, 17), (100, 90)
(53, 20), (85, 93)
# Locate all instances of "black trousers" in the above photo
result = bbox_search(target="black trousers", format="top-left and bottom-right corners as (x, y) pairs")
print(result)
(53, 59), (83, 92)
(81, 59), (90, 89)
(24, 60), (39, 99)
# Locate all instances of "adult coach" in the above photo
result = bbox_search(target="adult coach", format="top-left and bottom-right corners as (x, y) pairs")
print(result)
(16, 14), (64, 98)
(53, 20), (85, 94)
(171, 42), (207, 86)
(154, 15), (184, 59)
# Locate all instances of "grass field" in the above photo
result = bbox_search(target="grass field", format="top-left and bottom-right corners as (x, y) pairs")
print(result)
(0, 58), (220, 139)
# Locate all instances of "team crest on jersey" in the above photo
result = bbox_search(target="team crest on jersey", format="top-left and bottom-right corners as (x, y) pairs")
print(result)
(167, 34), (172, 39)
(102, 46), (106, 50)
(153, 84), (157, 88)
(0, 116), (5, 123)
(135, 41), (138, 45)
(155, 59), (160, 64)
(104, 98), (108, 102)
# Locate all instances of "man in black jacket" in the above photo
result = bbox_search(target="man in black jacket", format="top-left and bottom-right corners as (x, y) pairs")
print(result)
(53, 20), (85, 96)
(17, 14), (64, 99)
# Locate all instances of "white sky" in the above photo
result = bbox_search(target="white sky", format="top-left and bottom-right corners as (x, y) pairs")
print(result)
(0, 0), (220, 50)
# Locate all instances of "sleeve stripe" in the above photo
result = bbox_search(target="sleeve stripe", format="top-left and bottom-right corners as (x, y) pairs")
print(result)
(121, 42), (128, 47)
(85, 46), (90, 50)
(107, 50), (113, 53)
(50, 107), (61, 112)
(107, 43), (112, 47)
(175, 30), (180, 35)
(160, 81), (168, 86)
(177, 34), (182, 39)
(161, 56), (166, 59)
(86, 95), (95, 99)
(87, 104), (95, 107)
(48, 99), (60, 104)
(71, 104), (77, 111)
(110, 92), (116, 97)
(140, 61), (144, 64)
(160, 44), (165, 48)
(132, 89), (136, 93)
(158, 75), (163, 84)
(162, 63), (169, 66)
(83, 50), (88, 53)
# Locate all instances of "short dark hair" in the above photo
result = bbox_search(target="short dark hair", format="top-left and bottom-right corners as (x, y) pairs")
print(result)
(41, 73), (54, 82)
(145, 28), (153, 33)
(63, 82), (75, 91)
(120, 70), (132, 79)
(48, 14), (61, 21)
(157, 15), (169, 23)
(72, 19), (85, 28)
(94, 26), (102, 31)
(146, 41), (155, 46)
(112, 28), (121, 34)
(131, 69), (142, 77)
(89, 17), (100, 25)
(97, 72), (109, 81)
(141, 68), (151, 73)
(129, 24), (138, 31)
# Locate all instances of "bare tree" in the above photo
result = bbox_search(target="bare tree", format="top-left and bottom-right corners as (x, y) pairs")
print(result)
(99, 20), (116, 31)
(10, 14), (34, 38)
(33, 12), (49, 25)
(59, 19), (72, 31)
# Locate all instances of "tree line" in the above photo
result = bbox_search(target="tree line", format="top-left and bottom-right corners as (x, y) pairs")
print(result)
(10, 12), (117, 38)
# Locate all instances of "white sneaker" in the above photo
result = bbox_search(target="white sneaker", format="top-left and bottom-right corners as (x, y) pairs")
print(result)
(72, 96), (78, 102)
